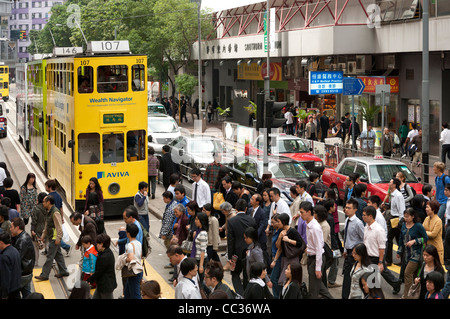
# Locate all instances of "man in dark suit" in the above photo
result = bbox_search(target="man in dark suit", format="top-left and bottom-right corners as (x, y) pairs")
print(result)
(248, 193), (268, 251)
(69, 212), (98, 249)
(221, 176), (238, 208)
(342, 173), (358, 209)
(227, 199), (257, 295)
(320, 111), (330, 142)
(160, 145), (179, 189)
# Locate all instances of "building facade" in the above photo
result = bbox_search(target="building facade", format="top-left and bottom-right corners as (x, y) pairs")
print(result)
(194, 0), (450, 158)
(8, 0), (64, 62)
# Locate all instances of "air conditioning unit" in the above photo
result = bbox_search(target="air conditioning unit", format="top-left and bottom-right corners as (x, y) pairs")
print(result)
(337, 63), (347, 72)
(347, 61), (357, 75)
(384, 54), (396, 69)
(356, 55), (372, 74)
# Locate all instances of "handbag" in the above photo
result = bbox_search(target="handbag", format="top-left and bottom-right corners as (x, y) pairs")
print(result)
(181, 239), (193, 254)
(213, 192), (225, 210)
(121, 242), (140, 278)
(283, 240), (303, 259)
(407, 281), (421, 299)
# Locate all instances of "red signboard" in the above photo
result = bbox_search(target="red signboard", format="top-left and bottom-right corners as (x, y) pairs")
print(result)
(357, 76), (399, 94)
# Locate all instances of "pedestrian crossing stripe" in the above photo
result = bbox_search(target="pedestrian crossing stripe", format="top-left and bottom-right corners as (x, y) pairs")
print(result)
(32, 269), (56, 299)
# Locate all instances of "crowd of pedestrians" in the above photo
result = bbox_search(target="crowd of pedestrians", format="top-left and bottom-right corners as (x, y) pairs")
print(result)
(3, 141), (450, 301)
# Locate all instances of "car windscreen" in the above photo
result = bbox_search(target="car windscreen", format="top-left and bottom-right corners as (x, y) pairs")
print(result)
(148, 104), (165, 114)
(369, 164), (418, 183)
(148, 118), (178, 133)
(276, 139), (309, 153)
(269, 162), (309, 179)
(189, 139), (223, 154)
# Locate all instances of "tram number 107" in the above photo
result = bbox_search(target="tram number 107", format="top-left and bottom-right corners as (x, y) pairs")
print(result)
(89, 41), (130, 54)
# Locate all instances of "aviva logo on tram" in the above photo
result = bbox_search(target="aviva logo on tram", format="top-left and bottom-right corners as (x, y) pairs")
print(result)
(97, 171), (130, 179)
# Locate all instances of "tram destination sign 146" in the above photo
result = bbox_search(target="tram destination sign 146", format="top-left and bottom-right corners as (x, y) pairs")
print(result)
(309, 71), (344, 95)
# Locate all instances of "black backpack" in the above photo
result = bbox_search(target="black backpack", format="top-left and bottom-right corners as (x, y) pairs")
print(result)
(406, 184), (417, 197)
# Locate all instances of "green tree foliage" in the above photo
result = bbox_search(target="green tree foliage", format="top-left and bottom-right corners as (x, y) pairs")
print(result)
(28, 0), (213, 99)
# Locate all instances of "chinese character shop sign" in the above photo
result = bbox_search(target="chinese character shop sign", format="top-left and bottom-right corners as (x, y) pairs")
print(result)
(309, 71), (344, 95)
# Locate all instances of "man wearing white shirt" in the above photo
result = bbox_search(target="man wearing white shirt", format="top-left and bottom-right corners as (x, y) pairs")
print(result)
(295, 180), (314, 206)
(190, 168), (211, 209)
(440, 122), (450, 165)
(403, 124), (418, 158)
(362, 206), (401, 294)
(268, 187), (291, 224)
(284, 107), (294, 135)
(367, 195), (388, 240)
(385, 177), (405, 267)
(300, 201), (333, 299)
(0, 166), (6, 191)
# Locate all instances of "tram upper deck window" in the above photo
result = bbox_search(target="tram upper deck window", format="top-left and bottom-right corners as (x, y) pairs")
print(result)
(131, 65), (145, 91)
(98, 65), (128, 93)
(0, 68), (4, 74)
(78, 133), (100, 164)
(103, 133), (124, 163)
(77, 66), (93, 94)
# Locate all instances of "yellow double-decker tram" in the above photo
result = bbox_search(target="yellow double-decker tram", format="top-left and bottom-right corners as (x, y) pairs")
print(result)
(30, 41), (148, 216)
(0, 63), (9, 101)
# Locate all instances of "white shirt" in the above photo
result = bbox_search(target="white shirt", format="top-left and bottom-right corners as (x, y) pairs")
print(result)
(0, 167), (6, 186)
(440, 129), (450, 145)
(445, 197), (450, 222)
(126, 239), (142, 261)
(269, 198), (291, 225)
(299, 191), (315, 206)
(192, 178), (211, 208)
(285, 111), (294, 125)
(175, 277), (202, 299)
(363, 221), (386, 258)
(306, 218), (324, 271)
(407, 129), (418, 141)
(375, 208), (388, 241)
(390, 189), (406, 219)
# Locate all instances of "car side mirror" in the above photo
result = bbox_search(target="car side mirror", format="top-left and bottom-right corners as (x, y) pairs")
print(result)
(360, 177), (369, 183)
(179, 149), (184, 156)
(68, 140), (75, 148)
(148, 135), (152, 143)
(245, 172), (254, 179)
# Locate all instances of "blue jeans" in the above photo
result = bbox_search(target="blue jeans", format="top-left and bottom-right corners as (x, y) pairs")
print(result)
(270, 258), (282, 299)
(438, 202), (447, 224)
(442, 270), (450, 299)
(148, 176), (157, 196)
(124, 272), (143, 299)
(60, 239), (70, 252)
(139, 214), (150, 233)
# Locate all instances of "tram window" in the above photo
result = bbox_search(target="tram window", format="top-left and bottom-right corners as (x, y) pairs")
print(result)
(127, 130), (146, 162)
(78, 133), (100, 165)
(4, 82), (8, 89)
(0, 68), (3, 74)
(103, 133), (124, 163)
(77, 66), (93, 94)
(131, 65), (145, 91)
(98, 65), (128, 93)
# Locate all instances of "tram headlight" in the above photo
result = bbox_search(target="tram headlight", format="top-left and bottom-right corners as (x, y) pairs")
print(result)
(108, 182), (120, 195)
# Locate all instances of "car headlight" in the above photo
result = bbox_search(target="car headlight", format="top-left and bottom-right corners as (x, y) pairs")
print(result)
(315, 161), (323, 167)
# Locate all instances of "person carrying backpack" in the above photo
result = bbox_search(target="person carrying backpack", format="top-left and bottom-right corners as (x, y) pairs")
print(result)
(433, 162), (450, 224)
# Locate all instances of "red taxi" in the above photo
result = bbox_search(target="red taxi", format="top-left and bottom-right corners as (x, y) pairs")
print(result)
(245, 134), (324, 175)
(321, 156), (423, 204)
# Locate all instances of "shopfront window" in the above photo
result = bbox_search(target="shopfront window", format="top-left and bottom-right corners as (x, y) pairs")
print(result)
(78, 133), (100, 164)
(103, 133), (124, 163)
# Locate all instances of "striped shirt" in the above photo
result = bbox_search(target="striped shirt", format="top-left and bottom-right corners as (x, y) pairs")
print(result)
(194, 230), (208, 260)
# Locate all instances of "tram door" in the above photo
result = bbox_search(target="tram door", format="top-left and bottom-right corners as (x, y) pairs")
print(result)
(47, 115), (52, 175)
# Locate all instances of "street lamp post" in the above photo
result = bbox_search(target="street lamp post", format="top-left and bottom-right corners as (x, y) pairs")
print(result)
(422, 0), (429, 183)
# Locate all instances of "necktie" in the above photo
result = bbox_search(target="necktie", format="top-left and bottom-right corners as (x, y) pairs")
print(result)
(344, 219), (350, 247)
(194, 183), (198, 203)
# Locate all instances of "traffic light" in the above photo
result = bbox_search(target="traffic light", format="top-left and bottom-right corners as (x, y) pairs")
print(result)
(256, 93), (264, 131)
(19, 30), (27, 40)
(265, 100), (287, 129)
